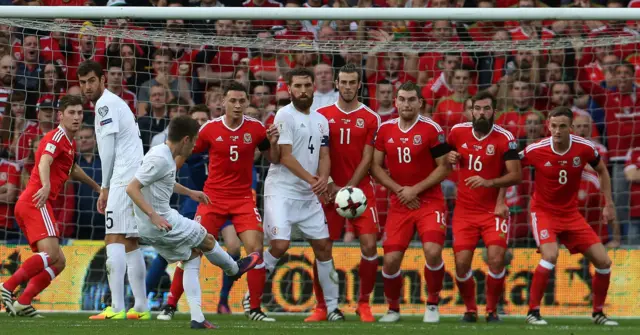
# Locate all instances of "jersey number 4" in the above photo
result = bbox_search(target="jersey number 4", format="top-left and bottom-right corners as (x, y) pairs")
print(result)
(308, 136), (315, 154)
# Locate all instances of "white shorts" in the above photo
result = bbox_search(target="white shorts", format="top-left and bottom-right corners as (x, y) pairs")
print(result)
(143, 212), (208, 263)
(264, 195), (329, 241)
(105, 185), (139, 237)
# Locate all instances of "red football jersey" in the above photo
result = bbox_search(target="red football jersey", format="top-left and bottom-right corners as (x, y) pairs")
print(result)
(625, 147), (640, 218)
(0, 159), (20, 229)
(317, 103), (381, 188)
(374, 116), (449, 207)
(521, 135), (601, 214)
(24, 126), (76, 201)
(194, 116), (268, 199)
(448, 123), (519, 213)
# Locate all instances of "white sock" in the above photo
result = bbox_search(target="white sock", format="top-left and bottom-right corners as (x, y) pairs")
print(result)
(106, 243), (126, 313)
(317, 259), (339, 312)
(183, 256), (205, 323)
(203, 241), (239, 275)
(126, 249), (148, 312)
(263, 249), (280, 277)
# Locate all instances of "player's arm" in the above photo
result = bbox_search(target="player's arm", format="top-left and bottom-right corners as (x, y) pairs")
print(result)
(346, 144), (374, 187)
(97, 132), (116, 189)
(258, 125), (281, 163)
(412, 154), (452, 195)
(32, 154), (54, 208)
(279, 144), (316, 185)
(314, 145), (331, 195)
(126, 178), (171, 231)
(173, 182), (212, 204)
(70, 164), (101, 193)
(625, 164), (640, 182)
(494, 187), (510, 218)
(370, 149), (402, 194)
(593, 157), (616, 222)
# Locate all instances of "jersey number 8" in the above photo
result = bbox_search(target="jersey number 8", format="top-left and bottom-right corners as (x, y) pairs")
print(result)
(559, 169), (567, 185)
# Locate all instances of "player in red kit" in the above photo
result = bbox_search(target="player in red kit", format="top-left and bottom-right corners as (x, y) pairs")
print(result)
(162, 82), (280, 322)
(0, 95), (100, 317)
(305, 64), (381, 323)
(522, 107), (617, 326)
(447, 91), (522, 323)
(371, 82), (451, 324)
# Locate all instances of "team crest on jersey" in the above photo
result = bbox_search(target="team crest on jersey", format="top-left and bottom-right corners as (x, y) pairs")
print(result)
(0, 172), (6, 181)
(413, 135), (422, 145)
(318, 123), (325, 134)
(97, 106), (109, 117)
(438, 134), (445, 143)
(540, 229), (549, 240)
(356, 118), (365, 128)
(244, 133), (252, 144)
(573, 157), (581, 167)
(486, 144), (495, 155)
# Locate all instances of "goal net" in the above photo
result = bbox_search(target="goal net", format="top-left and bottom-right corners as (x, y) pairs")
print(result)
(0, 6), (639, 317)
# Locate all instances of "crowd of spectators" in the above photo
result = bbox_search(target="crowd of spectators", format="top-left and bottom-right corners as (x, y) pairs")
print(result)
(0, 0), (639, 248)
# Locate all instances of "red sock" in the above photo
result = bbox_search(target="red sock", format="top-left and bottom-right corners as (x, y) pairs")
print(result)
(486, 270), (506, 314)
(17, 266), (60, 305)
(312, 260), (327, 310)
(383, 271), (403, 311)
(247, 264), (266, 310)
(528, 262), (553, 311)
(4, 253), (51, 292)
(358, 255), (378, 304)
(424, 263), (445, 305)
(455, 271), (477, 313)
(592, 268), (611, 313)
(167, 267), (184, 308)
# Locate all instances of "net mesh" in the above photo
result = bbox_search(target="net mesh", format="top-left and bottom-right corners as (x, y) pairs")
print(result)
(0, 12), (639, 317)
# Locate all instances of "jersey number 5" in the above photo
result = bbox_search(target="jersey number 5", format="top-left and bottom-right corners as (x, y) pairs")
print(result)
(230, 145), (239, 162)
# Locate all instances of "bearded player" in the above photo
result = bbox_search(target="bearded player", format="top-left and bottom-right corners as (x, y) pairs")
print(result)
(302, 64), (381, 323)
(521, 107), (617, 326)
(371, 82), (451, 323)
(447, 91), (522, 323)
(1, 95), (101, 317)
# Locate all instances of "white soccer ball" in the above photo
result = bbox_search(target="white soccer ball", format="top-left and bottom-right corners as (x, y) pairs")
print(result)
(334, 186), (368, 219)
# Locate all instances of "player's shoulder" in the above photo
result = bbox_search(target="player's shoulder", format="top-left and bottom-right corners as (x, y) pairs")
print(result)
(0, 159), (20, 172)
(492, 124), (516, 142)
(146, 144), (173, 162)
(570, 135), (596, 150)
(417, 115), (443, 132)
(450, 121), (472, 132)
(356, 104), (382, 124)
(316, 103), (337, 116)
(311, 109), (329, 123)
(199, 116), (224, 132)
(47, 126), (69, 144)
(524, 137), (551, 154)
(95, 89), (128, 115)
(378, 117), (398, 130)
(244, 115), (266, 131)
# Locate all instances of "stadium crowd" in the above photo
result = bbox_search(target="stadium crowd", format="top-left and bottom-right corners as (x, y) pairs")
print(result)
(0, 0), (639, 248)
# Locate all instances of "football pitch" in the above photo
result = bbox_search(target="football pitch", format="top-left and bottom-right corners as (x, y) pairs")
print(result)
(2, 313), (639, 335)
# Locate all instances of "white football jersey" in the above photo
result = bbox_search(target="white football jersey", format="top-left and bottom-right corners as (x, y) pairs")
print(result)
(133, 144), (177, 238)
(94, 88), (144, 187)
(264, 103), (329, 200)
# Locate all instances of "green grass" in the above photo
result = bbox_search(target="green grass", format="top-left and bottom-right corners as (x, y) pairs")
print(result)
(2, 313), (639, 335)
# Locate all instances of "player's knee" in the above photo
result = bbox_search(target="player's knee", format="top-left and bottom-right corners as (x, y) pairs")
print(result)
(594, 255), (612, 270)
(486, 250), (506, 272)
(225, 239), (242, 255)
(382, 253), (402, 274)
(540, 251), (559, 265)
(360, 243), (377, 258)
(52, 252), (67, 272)
(269, 240), (290, 258)
(454, 261), (471, 277)
(199, 234), (216, 251)
(423, 246), (443, 266)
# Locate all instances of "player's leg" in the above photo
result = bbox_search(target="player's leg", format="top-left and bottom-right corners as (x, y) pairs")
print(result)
(526, 210), (557, 325)
(351, 201), (380, 322)
(418, 207), (447, 324)
(218, 222), (241, 314)
(182, 252), (216, 329)
(262, 195), (293, 275)
(481, 215), (510, 322)
(145, 255), (168, 302)
(122, 236), (150, 319)
(452, 213), (481, 322)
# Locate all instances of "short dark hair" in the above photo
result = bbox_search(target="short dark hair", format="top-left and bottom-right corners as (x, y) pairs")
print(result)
(338, 63), (360, 83)
(58, 94), (84, 113)
(167, 115), (200, 143)
(107, 58), (123, 70)
(377, 79), (393, 86)
(77, 60), (104, 78)
(225, 81), (249, 97)
(615, 61), (635, 74)
(153, 48), (174, 61)
(190, 104), (210, 116)
(472, 91), (496, 110)
(548, 106), (574, 121)
(286, 67), (315, 85)
(168, 97), (190, 109)
(80, 125), (95, 134)
(396, 81), (422, 100)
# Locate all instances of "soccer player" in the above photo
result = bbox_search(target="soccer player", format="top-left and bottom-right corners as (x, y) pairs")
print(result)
(259, 67), (344, 321)
(447, 91), (522, 322)
(371, 81), (451, 324)
(77, 60), (149, 320)
(0, 95), (101, 317)
(521, 107), (617, 326)
(126, 115), (260, 329)
(306, 64), (381, 323)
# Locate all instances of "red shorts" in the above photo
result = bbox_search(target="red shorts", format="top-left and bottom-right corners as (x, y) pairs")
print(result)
(382, 202), (446, 253)
(452, 210), (509, 253)
(15, 198), (59, 252)
(323, 186), (379, 240)
(194, 197), (262, 239)
(530, 208), (602, 254)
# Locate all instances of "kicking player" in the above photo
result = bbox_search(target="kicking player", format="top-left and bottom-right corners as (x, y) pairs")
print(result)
(371, 82), (451, 324)
(522, 107), (617, 326)
(126, 115), (260, 329)
(447, 91), (522, 322)
(306, 64), (381, 323)
(1, 95), (101, 317)
(78, 60), (149, 320)
(260, 67), (345, 321)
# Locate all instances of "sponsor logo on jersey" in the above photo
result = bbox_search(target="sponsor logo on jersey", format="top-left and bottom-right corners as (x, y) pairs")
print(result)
(318, 123), (325, 134)
(544, 161), (552, 167)
(573, 157), (581, 167)
(387, 138), (394, 144)
(300, 123), (306, 128)
(244, 133), (252, 144)
(356, 118), (365, 128)
(461, 143), (468, 149)
(486, 144), (495, 155)
(329, 118), (335, 123)
(0, 172), (6, 181)
(230, 136), (239, 142)
(540, 229), (549, 240)
(45, 143), (56, 154)
(216, 136), (223, 142)
(97, 106), (109, 117)
(413, 135), (422, 145)
(509, 141), (518, 150)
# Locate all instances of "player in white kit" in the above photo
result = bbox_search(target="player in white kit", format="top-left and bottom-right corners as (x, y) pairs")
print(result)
(262, 68), (345, 321)
(78, 61), (149, 320)
(126, 116), (260, 329)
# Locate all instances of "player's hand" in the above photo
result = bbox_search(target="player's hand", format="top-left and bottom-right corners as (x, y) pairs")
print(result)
(406, 198), (421, 210)
(494, 202), (510, 219)
(602, 203), (616, 224)
(32, 184), (50, 208)
(396, 186), (418, 205)
(190, 190), (211, 205)
(327, 183), (341, 202)
(447, 151), (461, 165)
(465, 176), (492, 189)
(311, 176), (329, 196)
(150, 212), (172, 232)
(266, 124), (280, 144)
(97, 188), (109, 214)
